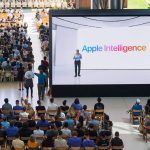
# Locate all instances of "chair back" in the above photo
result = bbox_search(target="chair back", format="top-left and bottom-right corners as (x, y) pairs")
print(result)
(14, 110), (23, 114)
(37, 110), (46, 114)
(95, 109), (104, 114)
(111, 146), (123, 150)
(70, 147), (81, 150)
(20, 137), (30, 141)
(2, 109), (11, 115)
(47, 109), (57, 115)
(84, 147), (95, 150)
(42, 147), (53, 150)
(40, 127), (48, 131)
(98, 146), (110, 150)
(55, 147), (68, 150)
(15, 148), (25, 150)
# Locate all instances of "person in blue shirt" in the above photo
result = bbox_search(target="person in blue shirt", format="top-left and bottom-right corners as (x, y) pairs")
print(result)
(73, 49), (82, 77)
(6, 121), (18, 137)
(35, 71), (46, 100)
(37, 115), (49, 128)
(88, 114), (99, 128)
(71, 98), (82, 111)
(82, 132), (96, 147)
(1, 118), (10, 129)
(13, 100), (23, 116)
(63, 115), (75, 129)
(0, 54), (5, 65)
(67, 131), (82, 147)
(131, 99), (142, 116)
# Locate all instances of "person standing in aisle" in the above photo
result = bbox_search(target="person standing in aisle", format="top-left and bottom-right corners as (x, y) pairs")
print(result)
(24, 65), (34, 98)
(34, 70), (47, 100)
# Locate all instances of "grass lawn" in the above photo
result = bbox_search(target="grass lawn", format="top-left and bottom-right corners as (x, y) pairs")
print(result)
(128, 0), (149, 9)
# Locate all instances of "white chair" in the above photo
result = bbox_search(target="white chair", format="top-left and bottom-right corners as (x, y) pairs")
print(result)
(11, 1), (16, 7)
(22, 1), (27, 7)
(56, 1), (61, 8)
(0, 2), (4, 8)
(50, 0), (55, 8)
(5, 1), (10, 7)
(16, 1), (21, 7)
(28, 0), (33, 8)
(39, 0), (44, 8)
(33, 0), (39, 8)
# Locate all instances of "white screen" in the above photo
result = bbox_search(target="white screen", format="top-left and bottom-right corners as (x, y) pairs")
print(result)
(52, 16), (150, 85)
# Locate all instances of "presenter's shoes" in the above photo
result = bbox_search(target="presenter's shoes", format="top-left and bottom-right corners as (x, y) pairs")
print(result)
(74, 75), (77, 77)
(78, 74), (81, 77)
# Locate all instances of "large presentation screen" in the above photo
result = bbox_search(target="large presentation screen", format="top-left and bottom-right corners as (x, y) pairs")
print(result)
(52, 16), (150, 85)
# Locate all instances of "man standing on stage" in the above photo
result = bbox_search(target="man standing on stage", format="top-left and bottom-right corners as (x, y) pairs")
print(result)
(73, 49), (82, 77)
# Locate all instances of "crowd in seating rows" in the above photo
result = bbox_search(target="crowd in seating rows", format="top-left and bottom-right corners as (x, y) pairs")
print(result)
(0, 8), (34, 82)
(35, 9), (49, 56)
(0, 97), (124, 150)
(0, 0), (75, 9)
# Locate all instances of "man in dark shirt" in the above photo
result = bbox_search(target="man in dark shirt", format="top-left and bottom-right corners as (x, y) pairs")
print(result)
(0, 123), (6, 146)
(111, 132), (124, 150)
(94, 97), (104, 110)
(35, 100), (46, 117)
(27, 115), (36, 128)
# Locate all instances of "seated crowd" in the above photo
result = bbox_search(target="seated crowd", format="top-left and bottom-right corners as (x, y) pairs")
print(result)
(0, 8), (34, 82)
(35, 9), (49, 53)
(0, 0), (73, 9)
(0, 97), (124, 149)
(128, 98), (150, 142)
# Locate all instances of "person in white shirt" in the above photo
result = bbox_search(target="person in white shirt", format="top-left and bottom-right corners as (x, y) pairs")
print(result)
(54, 131), (68, 148)
(12, 134), (25, 149)
(33, 125), (44, 144)
(24, 65), (34, 98)
(61, 122), (71, 138)
(47, 98), (58, 116)
(20, 107), (29, 119)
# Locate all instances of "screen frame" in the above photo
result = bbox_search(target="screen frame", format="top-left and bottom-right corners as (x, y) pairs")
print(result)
(49, 9), (150, 97)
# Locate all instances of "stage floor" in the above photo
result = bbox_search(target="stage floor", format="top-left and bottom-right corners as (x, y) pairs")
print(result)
(53, 65), (150, 85)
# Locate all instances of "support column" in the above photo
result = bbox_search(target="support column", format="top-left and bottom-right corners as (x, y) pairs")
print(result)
(109, 0), (124, 9)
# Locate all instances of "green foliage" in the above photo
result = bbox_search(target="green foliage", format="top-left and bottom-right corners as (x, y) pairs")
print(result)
(128, 0), (149, 9)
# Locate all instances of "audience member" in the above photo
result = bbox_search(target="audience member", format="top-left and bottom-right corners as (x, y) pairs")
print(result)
(6, 121), (19, 137)
(42, 135), (54, 148)
(130, 99), (142, 116)
(54, 131), (68, 148)
(82, 132), (96, 147)
(37, 115), (49, 127)
(145, 99), (150, 116)
(0, 123), (6, 146)
(60, 99), (69, 115)
(61, 122), (71, 138)
(63, 115), (75, 129)
(36, 100), (46, 117)
(71, 98), (82, 110)
(67, 131), (82, 147)
(47, 98), (58, 116)
(33, 125), (44, 144)
(94, 97), (104, 110)
(27, 135), (39, 150)
(111, 131), (124, 149)
(12, 134), (25, 149)
(46, 124), (58, 138)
